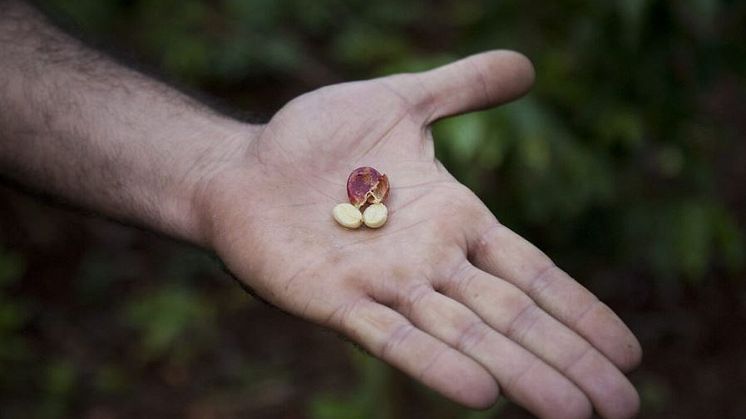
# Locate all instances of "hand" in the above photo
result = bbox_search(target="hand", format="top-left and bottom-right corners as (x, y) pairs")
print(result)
(199, 51), (642, 419)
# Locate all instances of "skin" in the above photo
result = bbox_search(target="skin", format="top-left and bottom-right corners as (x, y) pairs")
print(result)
(0, 2), (642, 418)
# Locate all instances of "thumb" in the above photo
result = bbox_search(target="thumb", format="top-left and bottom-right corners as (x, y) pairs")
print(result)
(387, 50), (535, 124)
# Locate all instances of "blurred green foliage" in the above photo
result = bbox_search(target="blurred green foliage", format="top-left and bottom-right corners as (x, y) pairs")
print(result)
(123, 284), (216, 363)
(310, 350), (395, 419)
(3, 0), (745, 417)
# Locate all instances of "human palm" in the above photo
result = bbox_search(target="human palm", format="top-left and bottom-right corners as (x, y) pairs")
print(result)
(204, 51), (641, 419)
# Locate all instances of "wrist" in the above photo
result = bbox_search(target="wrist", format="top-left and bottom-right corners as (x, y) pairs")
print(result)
(183, 118), (264, 248)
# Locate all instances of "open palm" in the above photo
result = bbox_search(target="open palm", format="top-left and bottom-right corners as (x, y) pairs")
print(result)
(203, 51), (641, 419)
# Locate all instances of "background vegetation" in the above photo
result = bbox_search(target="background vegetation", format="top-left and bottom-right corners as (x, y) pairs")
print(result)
(1, 0), (744, 417)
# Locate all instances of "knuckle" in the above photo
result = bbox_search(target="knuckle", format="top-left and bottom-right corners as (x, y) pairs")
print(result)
(380, 323), (415, 359)
(442, 262), (477, 297)
(469, 221), (502, 260)
(504, 300), (541, 343)
(327, 297), (366, 334)
(502, 286), (535, 313)
(527, 263), (560, 298)
(454, 321), (491, 353)
(571, 298), (601, 329)
(398, 282), (433, 316)
(559, 344), (594, 375)
(416, 345), (448, 382)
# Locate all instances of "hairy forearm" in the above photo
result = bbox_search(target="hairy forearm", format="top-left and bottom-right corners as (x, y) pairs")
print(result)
(0, 0), (255, 244)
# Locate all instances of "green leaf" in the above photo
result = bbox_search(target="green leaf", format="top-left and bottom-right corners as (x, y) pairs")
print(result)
(123, 286), (216, 362)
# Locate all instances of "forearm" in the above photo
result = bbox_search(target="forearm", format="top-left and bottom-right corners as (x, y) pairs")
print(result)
(0, 0), (255, 244)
